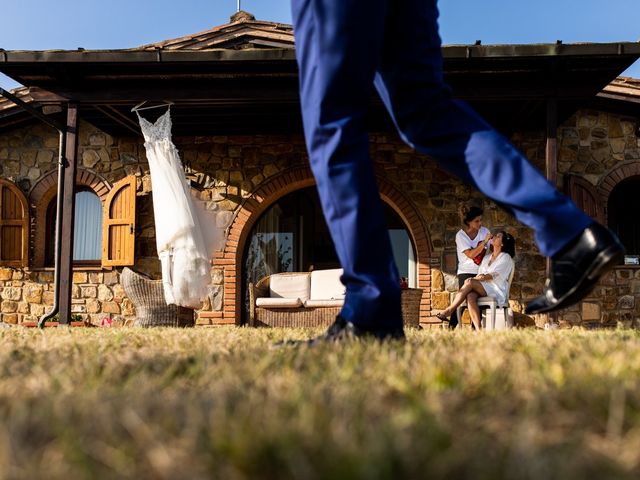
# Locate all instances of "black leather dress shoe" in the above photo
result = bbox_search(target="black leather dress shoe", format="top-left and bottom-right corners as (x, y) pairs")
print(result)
(525, 223), (624, 314)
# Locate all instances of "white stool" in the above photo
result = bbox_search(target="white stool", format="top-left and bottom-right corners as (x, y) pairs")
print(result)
(455, 267), (515, 330)
(455, 296), (513, 330)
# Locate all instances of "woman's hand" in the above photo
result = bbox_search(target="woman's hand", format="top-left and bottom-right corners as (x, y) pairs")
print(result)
(464, 231), (493, 260)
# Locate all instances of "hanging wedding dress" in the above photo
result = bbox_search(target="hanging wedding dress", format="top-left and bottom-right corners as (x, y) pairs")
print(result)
(137, 108), (225, 308)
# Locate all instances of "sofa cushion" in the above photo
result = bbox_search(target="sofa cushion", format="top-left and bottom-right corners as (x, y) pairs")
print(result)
(304, 299), (344, 308)
(256, 297), (303, 308)
(269, 273), (311, 301)
(309, 268), (345, 300)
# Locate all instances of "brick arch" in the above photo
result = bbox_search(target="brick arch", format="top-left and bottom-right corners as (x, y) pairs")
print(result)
(29, 168), (111, 203)
(597, 162), (640, 222)
(598, 162), (640, 198)
(218, 166), (433, 325)
(29, 168), (111, 267)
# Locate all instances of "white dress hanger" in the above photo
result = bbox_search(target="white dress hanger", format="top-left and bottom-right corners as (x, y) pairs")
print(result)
(131, 100), (174, 113)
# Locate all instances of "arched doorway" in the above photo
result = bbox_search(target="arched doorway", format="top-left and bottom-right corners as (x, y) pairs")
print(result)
(608, 176), (640, 257)
(241, 186), (417, 322)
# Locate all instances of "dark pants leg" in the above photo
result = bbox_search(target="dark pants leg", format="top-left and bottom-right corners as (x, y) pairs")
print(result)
(291, 0), (402, 331)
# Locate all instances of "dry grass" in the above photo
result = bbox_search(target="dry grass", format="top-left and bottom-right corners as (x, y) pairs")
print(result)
(0, 327), (639, 479)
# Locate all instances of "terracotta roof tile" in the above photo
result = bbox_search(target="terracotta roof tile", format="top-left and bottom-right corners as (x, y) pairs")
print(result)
(601, 76), (640, 99)
(0, 86), (33, 112)
(133, 11), (294, 51)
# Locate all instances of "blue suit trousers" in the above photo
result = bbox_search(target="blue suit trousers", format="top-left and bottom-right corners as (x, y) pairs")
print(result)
(291, 0), (592, 330)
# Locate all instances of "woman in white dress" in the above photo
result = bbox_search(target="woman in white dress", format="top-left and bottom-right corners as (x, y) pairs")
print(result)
(437, 231), (515, 330)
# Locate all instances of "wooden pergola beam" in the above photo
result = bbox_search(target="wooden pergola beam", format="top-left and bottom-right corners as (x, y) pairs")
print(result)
(58, 104), (79, 325)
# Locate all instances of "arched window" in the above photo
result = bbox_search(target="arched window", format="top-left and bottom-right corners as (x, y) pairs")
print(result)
(45, 189), (103, 266)
(242, 186), (416, 319)
(31, 171), (135, 269)
(387, 207), (417, 288)
(608, 176), (640, 256)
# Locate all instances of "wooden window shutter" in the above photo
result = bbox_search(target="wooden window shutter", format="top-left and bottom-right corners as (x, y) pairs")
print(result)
(102, 176), (136, 267)
(0, 180), (29, 267)
(565, 175), (605, 224)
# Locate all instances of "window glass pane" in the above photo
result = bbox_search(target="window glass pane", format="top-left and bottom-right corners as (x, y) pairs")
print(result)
(73, 191), (103, 260)
(389, 229), (409, 278)
(45, 199), (57, 266)
(245, 206), (295, 283)
(388, 229), (416, 288)
(384, 205), (417, 288)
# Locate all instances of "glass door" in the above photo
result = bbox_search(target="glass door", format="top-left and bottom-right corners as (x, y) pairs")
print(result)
(242, 187), (417, 321)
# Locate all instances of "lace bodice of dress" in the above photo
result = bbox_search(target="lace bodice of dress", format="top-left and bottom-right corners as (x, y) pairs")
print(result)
(137, 108), (173, 143)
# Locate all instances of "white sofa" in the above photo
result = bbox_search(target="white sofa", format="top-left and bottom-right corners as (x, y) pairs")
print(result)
(249, 269), (345, 327)
(248, 268), (423, 328)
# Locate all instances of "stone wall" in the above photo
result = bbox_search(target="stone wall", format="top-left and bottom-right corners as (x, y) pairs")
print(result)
(0, 107), (639, 328)
(0, 120), (231, 325)
(554, 110), (640, 328)
(0, 268), (132, 325)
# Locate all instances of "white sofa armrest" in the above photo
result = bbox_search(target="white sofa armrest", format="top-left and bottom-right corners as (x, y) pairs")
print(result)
(256, 297), (303, 308)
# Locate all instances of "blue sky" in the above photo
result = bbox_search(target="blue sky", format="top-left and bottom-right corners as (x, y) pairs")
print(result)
(1, 0), (639, 89)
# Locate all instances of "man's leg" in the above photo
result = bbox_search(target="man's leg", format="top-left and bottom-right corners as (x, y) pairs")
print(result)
(291, 0), (403, 333)
(373, 0), (623, 313)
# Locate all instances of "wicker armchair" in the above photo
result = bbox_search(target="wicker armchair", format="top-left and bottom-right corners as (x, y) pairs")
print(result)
(121, 267), (194, 327)
(249, 272), (422, 328)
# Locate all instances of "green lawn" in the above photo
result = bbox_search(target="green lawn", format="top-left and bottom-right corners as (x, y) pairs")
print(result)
(1, 327), (639, 479)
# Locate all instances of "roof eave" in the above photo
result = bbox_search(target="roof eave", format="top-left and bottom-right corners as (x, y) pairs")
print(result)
(1, 41), (639, 63)
(443, 41), (640, 58)
(0, 47), (297, 63)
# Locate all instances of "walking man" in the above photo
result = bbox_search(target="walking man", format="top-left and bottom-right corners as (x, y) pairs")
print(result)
(291, 0), (624, 340)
